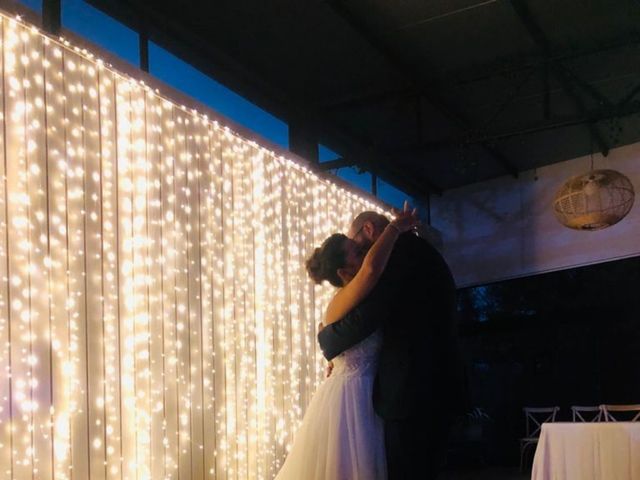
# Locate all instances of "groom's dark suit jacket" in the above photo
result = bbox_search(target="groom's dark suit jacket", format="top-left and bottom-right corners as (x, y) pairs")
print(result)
(318, 232), (466, 420)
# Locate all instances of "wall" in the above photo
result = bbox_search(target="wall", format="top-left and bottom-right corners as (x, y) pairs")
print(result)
(432, 142), (640, 287)
(0, 13), (386, 480)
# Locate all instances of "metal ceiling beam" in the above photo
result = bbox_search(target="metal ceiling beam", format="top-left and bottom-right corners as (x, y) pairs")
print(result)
(317, 124), (442, 196)
(483, 68), (536, 126)
(445, 33), (640, 88)
(322, 32), (640, 112)
(326, 0), (519, 178)
(86, 0), (440, 196)
(510, 0), (610, 156)
(322, 86), (416, 112)
(393, 100), (640, 149)
(317, 157), (426, 201)
(619, 82), (640, 107)
(560, 66), (613, 108)
(318, 158), (357, 170)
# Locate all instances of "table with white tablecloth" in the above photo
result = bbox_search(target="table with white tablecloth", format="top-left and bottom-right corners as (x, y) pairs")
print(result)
(532, 422), (640, 480)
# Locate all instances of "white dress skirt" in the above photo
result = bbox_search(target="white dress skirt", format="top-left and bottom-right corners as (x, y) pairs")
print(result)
(275, 330), (387, 480)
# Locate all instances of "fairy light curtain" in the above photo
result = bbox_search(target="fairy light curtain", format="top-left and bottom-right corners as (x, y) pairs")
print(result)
(0, 14), (385, 480)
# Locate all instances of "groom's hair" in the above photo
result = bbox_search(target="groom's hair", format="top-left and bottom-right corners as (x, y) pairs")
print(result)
(350, 211), (389, 238)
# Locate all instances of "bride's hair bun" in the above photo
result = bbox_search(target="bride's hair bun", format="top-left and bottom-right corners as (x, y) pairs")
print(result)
(305, 233), (347, 288)
(305, 248), (325, 283)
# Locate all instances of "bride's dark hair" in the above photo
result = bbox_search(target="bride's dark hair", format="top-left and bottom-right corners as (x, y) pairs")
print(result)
(305, 233), (348, 288)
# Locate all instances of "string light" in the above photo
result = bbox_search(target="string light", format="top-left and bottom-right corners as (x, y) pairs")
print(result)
(0, 11), (388, 480)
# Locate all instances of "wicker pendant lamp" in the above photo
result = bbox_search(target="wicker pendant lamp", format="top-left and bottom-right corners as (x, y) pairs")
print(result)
(553, 168), (635, 230)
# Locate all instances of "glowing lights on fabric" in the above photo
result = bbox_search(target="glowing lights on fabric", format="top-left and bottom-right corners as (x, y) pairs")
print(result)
(0, 13), (386, 479)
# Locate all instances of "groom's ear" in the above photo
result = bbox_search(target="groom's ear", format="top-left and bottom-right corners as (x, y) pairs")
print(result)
(362, 221), (376, 239)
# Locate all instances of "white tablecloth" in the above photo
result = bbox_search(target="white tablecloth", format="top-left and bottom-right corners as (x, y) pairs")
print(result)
(532, 422), (640, 480)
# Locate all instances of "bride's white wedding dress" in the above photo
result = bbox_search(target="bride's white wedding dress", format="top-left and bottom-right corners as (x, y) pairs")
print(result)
(275, 329), (386, 480)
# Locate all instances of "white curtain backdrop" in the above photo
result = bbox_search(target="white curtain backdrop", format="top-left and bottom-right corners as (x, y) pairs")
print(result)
(0, 13), (386, 480)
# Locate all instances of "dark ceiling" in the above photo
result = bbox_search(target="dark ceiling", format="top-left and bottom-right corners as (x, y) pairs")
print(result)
(88, 0), (640, 197)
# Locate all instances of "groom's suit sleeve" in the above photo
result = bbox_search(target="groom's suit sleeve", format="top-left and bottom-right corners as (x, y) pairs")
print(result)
(316, 233), (412, 361)
(317, 299), (385, 360)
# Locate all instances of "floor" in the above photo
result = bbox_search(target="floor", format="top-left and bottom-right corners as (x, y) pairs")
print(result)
(440, 467), (530, 480)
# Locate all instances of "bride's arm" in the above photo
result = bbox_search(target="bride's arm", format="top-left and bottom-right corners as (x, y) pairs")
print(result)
(323, 211), (417, 325)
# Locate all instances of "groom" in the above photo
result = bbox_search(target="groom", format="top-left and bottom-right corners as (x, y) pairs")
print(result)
(318, 210), (466, 479)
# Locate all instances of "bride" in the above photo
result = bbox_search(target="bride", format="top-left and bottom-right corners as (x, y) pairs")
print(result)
(275, 204), (419, 480)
